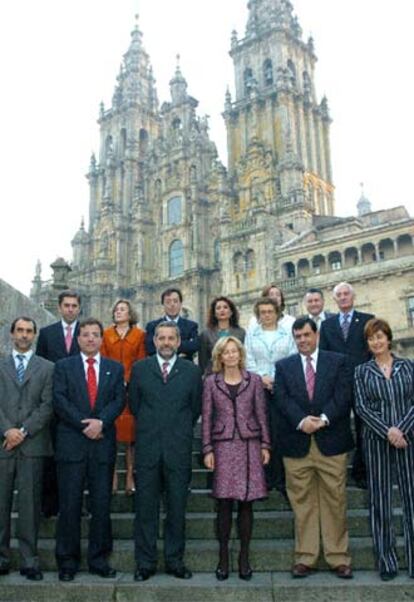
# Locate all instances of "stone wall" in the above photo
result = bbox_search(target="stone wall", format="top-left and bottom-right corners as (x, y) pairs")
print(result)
(0, 279), (55, 356)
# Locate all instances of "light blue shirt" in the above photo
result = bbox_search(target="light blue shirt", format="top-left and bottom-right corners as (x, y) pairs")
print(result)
(339, 310), (354, 327)
(245, 323), (296, 377)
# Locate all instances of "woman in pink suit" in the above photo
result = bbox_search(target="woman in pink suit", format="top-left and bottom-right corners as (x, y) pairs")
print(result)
(202, 336), (271, 581)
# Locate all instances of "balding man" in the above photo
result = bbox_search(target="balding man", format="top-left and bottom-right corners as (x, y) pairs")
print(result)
(319, 282), (374, 489)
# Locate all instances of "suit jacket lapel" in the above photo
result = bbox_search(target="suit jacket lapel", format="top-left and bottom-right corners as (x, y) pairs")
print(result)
(22, 354), (38, 385)
(313, 351), (328, 402)
(293, 355), (309, 403)
(74, 355), (91, 410)
(5, 355), (20, 386)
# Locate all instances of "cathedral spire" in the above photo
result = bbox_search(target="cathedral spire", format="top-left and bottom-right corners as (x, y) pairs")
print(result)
(245, 0), (300, 39)
(110, 13), (158, 111)
(169, 54), (188, 104)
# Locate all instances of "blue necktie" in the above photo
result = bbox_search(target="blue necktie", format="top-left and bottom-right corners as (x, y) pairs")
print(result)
(341, 314), (350, 341)
(16, 354), (25, 383)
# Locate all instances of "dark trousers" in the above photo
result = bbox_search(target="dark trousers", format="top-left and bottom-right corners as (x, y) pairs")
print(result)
(55, 456), (114, 572)
(41, 418), (59, 516)
(265, 389), (286, 492)
(0, 455), (44, 569)
(134, 457), (191, 570)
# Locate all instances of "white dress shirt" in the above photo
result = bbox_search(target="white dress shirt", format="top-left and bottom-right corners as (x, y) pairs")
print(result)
(12, 349), (33, 370)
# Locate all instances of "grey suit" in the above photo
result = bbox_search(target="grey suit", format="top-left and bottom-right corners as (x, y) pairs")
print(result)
(0, 354), (54, 570)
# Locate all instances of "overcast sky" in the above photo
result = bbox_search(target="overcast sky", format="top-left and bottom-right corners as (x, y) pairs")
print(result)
(1, 0), (413, 295)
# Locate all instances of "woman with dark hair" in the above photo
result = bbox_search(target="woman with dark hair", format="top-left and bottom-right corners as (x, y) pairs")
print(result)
(355, 318), (414, 581)
(199, 296), (245, 375)
(101, 299), (146, 494)
(202, 336), (270, 581)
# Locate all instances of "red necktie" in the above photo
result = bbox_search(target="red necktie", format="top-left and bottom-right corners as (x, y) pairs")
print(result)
(162, 362), (169, 383)
(87, 358), (97, 409)
(305, 356), (315, 401)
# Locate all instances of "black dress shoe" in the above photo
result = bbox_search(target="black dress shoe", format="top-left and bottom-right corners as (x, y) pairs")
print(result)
(89, 566), (117, 578)
(166, 566), (192, 579)
(59, 569), (75, 582)
(239, 566), (253, 581)
(215, 565), (229, 581)
(0, 566), (10, 576)
(20, 568), (43, 581)
(380, 570), (397, 581)
(134, 567), (155, 582)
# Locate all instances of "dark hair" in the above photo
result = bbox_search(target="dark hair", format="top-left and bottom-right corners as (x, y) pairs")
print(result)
(112, 299), (138, 326)
(78, 318), (104, 337)
(58, 290), (81, 305)
(10, 317), (37, 334)
(305, 288), (324, 298)
(292, 316), (318, 334)
(261, 283), (285, 311)
(161, 288), (183, 304)
(364, 318), (393, 345)
(207, 296), (240, 329)
(254, 297), (280, 320)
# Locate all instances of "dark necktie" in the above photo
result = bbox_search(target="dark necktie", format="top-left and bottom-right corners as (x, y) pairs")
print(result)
(162, 362), (169, 383)
(16, 354), (25, 383)
(341, 313), (350, 341)
(87, 358), (97, 409)
(305, 356), (315, 400)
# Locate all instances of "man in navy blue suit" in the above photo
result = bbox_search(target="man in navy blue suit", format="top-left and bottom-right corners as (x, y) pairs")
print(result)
(36, 290), (82, 517)
(145, 288), (199, 361)
(274, 317), (354, 579)
(53, 318), (124, 582)
(319, 282), (374, 488)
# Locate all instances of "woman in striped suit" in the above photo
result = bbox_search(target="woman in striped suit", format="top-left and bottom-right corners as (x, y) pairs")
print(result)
(355, 318), (414, 581)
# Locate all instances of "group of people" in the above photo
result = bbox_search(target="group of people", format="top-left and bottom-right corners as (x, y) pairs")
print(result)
(0, 281), (413, 584)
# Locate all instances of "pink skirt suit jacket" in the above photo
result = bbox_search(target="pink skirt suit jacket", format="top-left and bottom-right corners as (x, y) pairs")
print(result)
(202, 370), (271, 501)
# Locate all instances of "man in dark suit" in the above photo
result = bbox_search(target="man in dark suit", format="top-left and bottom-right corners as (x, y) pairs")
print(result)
(36, 289), (82, 517)
(303, 288), (335, 331)
(319, 281), (374, 488)
(53, 318), (124, 582)
(274, 317), (354, 579)
(145, 288), (199, 361)
(130, 321), (202, 581)
(0, 317), (54, 581)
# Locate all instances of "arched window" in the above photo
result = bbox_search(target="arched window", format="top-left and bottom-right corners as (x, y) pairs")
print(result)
(167, 196), (182, 225)
(263, 59), (273, 85)
(246, 249), (255, 270)
(244, 68), (254, 95)
(120, 129), (127, 156)
(287, 59), (296, 84)
(169, 240), (184, 276)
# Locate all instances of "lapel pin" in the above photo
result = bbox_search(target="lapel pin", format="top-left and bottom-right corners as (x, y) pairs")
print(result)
(106, 371), (111, 375)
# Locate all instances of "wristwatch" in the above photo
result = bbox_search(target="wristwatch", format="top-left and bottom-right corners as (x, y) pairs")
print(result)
(19, 426), (28, 437)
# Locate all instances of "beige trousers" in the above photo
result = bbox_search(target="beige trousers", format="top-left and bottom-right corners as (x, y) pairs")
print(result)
(284, 437), (351, 568)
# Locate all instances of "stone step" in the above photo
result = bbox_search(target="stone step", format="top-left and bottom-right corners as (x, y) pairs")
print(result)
(6, 537), (410, 572)
(18, 508), (402, 541)
(10, 486), (396, 514)
(1, 572), (413, 602)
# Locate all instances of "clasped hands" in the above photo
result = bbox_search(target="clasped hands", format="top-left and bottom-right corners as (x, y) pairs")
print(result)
(387, 426), (407, 449)
(81, 418), (103, 439)
(300, 415), (327, 434)
(2, 428), (25, 451)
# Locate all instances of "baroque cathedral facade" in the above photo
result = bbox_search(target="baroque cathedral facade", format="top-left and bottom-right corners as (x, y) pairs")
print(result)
(32, 0), (414, 353)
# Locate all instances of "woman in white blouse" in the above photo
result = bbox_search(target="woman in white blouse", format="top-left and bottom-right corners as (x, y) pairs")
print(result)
(247, 284), (295, 334)
(245, 297), (296, 496)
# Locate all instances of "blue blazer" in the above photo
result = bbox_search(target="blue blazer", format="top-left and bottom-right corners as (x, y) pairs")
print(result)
(53, 355), (125, 463)
(274, 350), (354, 458)
(145, 317), (199, 361)
(319, 310), (374, 369)
(36, 321), (80, 363)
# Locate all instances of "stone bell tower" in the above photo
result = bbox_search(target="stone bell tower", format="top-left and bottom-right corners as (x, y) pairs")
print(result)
(224, 0), (334, 233)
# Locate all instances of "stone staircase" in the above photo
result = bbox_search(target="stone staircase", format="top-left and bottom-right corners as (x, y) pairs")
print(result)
(3, 443), (414, 601)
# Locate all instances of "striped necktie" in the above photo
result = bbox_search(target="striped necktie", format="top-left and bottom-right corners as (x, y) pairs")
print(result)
(16, 354), (25, 383)
(341, 314), (351, 341)
(162, 362), (169, 383)
(305, 356), (315, 400)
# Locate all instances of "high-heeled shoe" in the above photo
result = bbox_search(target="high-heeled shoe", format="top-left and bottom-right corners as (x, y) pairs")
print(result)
(238, 555), (253, 580)
(215, 565), (229, 581)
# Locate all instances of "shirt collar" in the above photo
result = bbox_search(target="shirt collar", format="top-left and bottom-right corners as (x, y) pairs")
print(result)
(61, 320), (77, 331)
(339, 309), (354, 321)
(156, 353), (177, 370)
(81, 352), (100, 365)
(12, 349), (33, 362)
(164, 315), (180, 324)
(299, 347), (319, 370)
